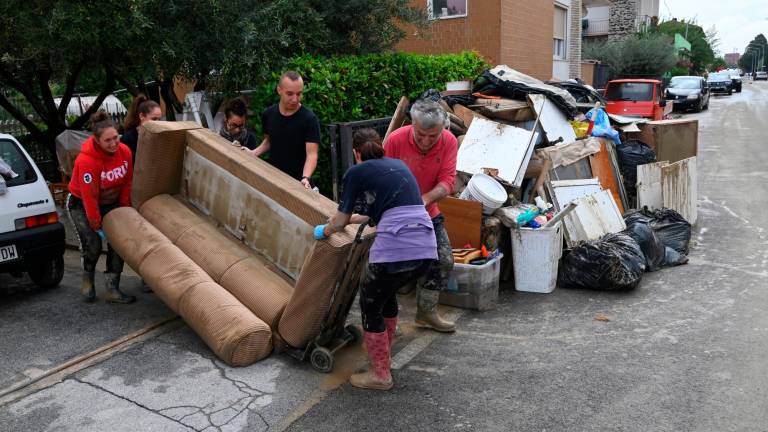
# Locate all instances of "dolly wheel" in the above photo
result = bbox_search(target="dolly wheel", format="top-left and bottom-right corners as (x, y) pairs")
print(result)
(310, 347), (334, 373)
(345, 324), (363, 343)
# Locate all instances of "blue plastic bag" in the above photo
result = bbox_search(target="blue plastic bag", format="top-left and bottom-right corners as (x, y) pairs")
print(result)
(585, 108), (621, 145)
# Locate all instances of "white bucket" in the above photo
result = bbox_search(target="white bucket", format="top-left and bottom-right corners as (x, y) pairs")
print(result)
(511, 222), (564, 294)
(459, 173), (507, 215)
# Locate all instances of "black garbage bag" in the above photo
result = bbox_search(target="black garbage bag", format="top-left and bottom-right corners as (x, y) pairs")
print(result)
(616, 140), (656, 202)
(558, 232), (646, 291)
(644, 208), (692, 255)
(623, 210), (688, 270)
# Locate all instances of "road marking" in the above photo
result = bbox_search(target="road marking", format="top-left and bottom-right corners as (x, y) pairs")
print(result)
(0, 316), (180, 407)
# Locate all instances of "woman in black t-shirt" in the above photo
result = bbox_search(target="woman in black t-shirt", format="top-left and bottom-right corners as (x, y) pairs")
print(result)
(122, 94), (161, 162)
(219, 99), (258, 150)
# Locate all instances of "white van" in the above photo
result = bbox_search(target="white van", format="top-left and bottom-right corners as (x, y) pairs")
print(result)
(0, 133), (65, 287)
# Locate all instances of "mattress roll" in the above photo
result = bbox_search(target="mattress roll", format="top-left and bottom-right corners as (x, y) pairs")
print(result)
(178, 282), (273, 365)
(140, 194), (295, 328)
(140, 194), (207, 243)
(102, 207), (171, 271)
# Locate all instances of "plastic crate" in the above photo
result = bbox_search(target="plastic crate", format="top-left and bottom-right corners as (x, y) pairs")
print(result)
(440, 254), (503, 311)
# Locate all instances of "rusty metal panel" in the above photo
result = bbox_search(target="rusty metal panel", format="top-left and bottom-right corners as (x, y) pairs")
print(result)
(662, 157), (698, 224)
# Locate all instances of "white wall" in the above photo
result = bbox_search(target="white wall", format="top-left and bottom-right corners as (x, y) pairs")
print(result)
(584, 5), (609, 21)
(553, 60), (570, 81)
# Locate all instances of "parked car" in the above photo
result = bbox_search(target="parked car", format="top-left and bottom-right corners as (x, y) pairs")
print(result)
(603, 79), (670, 120)
(666, 76), (709, 112)
(755, 71), (768, 81)
(727, 72), (743, 92)
(0, 134), (65, 288)
(707, 72), (733, 95)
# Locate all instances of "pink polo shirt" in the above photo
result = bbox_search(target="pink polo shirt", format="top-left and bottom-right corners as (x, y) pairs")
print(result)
(384, 125), (457, 219)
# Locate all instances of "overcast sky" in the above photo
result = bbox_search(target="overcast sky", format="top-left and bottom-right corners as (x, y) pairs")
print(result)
(661, 0), (767, 55)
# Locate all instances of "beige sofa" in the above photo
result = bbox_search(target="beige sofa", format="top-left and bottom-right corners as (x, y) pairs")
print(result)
(103, 121), (367, 366)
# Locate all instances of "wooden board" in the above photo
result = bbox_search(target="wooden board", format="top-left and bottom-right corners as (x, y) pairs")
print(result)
(547, 178), (602, 247)
(385, 96), (410, 140)
(662, 157), (698, 224)
(441, 197), (483, 249)
(589, 140), (625, 214)
(566, 190), (627, 244)
(633, 119), (698, 164)
(453, 104), (487, 130)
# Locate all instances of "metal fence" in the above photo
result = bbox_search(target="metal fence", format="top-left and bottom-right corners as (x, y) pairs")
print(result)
(327, 117), (392, 202)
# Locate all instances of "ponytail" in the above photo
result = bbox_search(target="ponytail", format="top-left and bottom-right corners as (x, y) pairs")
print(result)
(352, 128), (385, 161)
(125, 93), (160, 130)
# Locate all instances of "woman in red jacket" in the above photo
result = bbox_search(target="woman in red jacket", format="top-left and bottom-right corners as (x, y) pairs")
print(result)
(67, 111), (135, 303)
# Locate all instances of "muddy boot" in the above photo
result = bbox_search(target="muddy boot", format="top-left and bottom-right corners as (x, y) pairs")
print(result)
(350, 331), (393, 390)
(103, 273), (136, 304)
(80, 271), (96, 303)
(415, 289), (455, 333)
(384, 317), (398, 348)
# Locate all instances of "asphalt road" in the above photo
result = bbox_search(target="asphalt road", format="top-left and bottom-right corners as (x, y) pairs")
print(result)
(2, 80), (767, 432)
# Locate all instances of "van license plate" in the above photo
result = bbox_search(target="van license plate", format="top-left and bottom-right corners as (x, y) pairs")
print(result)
(0, 245), (19, 263)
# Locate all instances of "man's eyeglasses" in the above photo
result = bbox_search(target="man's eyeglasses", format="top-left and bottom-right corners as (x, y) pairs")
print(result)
(226, 121), (245, 131)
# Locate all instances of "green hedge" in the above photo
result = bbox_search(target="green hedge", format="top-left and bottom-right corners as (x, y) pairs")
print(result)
(247, 51), (489, 195)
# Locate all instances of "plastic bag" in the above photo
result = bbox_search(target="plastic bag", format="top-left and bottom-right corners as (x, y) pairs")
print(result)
(585, 107), (621, 145)
(645, 208), (692, 255)
(558, 232), (646, 291)
(0, 156), (18, 179)
(616, 140), (656, 201)
(623, 211), (665, 271)
(623, 210), (688, 270)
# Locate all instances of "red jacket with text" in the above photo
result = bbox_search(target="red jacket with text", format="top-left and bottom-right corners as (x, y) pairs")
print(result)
(69, 136), (133, 230)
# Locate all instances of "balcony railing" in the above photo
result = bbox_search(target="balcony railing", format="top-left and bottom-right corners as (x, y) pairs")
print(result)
(585, 19), (609, 36)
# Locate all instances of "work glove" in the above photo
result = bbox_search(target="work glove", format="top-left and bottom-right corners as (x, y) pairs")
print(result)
(96, 229), (106, 241)
(313, 224), (328, 240)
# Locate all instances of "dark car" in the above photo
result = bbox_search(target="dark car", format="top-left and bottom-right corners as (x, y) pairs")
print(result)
(666, 76), (709, 112)
(707, 72), (733, 95)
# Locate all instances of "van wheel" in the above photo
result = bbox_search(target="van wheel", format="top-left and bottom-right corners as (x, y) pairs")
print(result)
(29, 255), (64, 288)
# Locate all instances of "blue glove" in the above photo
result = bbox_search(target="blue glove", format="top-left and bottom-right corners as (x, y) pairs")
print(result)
(96, 229), (106, 240)
(313, 224), (328, 240)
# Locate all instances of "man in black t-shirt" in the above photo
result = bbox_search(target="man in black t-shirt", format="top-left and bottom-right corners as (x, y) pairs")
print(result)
(248, 71), (321, 189)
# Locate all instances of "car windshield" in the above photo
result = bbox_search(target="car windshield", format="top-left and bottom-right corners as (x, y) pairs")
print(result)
(669, 78), (701, 89)
(606, 82), (654, 101)
(0, 138), (37, 187)
(708, 73), (729, 81)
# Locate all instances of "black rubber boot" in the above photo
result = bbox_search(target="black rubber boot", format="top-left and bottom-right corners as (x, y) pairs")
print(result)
(81, 271), (96, 303)
(103, 273), (136, 304)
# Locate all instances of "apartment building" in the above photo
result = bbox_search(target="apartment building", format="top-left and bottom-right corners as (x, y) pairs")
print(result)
(397, 0), (590, 81)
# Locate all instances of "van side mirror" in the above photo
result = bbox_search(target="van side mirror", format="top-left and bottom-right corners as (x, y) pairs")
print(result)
(659, 99), (667, 108)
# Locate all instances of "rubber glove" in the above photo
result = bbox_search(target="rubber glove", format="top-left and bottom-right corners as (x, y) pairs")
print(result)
(313, 224), (328, 240)
(96, 229), (106, 240)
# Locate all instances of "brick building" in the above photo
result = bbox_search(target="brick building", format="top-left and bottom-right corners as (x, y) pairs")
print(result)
(398, 1), (586, 81)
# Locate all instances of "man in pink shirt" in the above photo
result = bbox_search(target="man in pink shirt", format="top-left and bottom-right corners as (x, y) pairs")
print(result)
(384, 99), (457, 333)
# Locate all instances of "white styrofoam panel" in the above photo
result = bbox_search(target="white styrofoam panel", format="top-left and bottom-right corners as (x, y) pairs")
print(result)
(456, 117), (536, 186)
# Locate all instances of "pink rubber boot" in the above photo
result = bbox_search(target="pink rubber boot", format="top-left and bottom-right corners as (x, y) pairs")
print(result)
(384, 317), (398, 348)
(350, 331), (393, 390)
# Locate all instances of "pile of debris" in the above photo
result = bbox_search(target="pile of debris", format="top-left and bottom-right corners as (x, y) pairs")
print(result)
(386, 65), (699, 305)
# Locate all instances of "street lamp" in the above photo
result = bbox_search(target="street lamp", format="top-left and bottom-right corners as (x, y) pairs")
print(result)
(747, 44), (764, 72)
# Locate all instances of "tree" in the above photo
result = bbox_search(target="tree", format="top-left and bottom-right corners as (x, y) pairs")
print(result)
(656, 19), (715, 73)
(739, 34), (768, 73)
(583, 34), (677, 78)
(0, 0), (425, 161)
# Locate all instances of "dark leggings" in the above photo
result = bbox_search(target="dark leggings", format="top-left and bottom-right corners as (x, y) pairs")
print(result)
(66, 195), (124, 274)
(359, 260), (432, 332)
